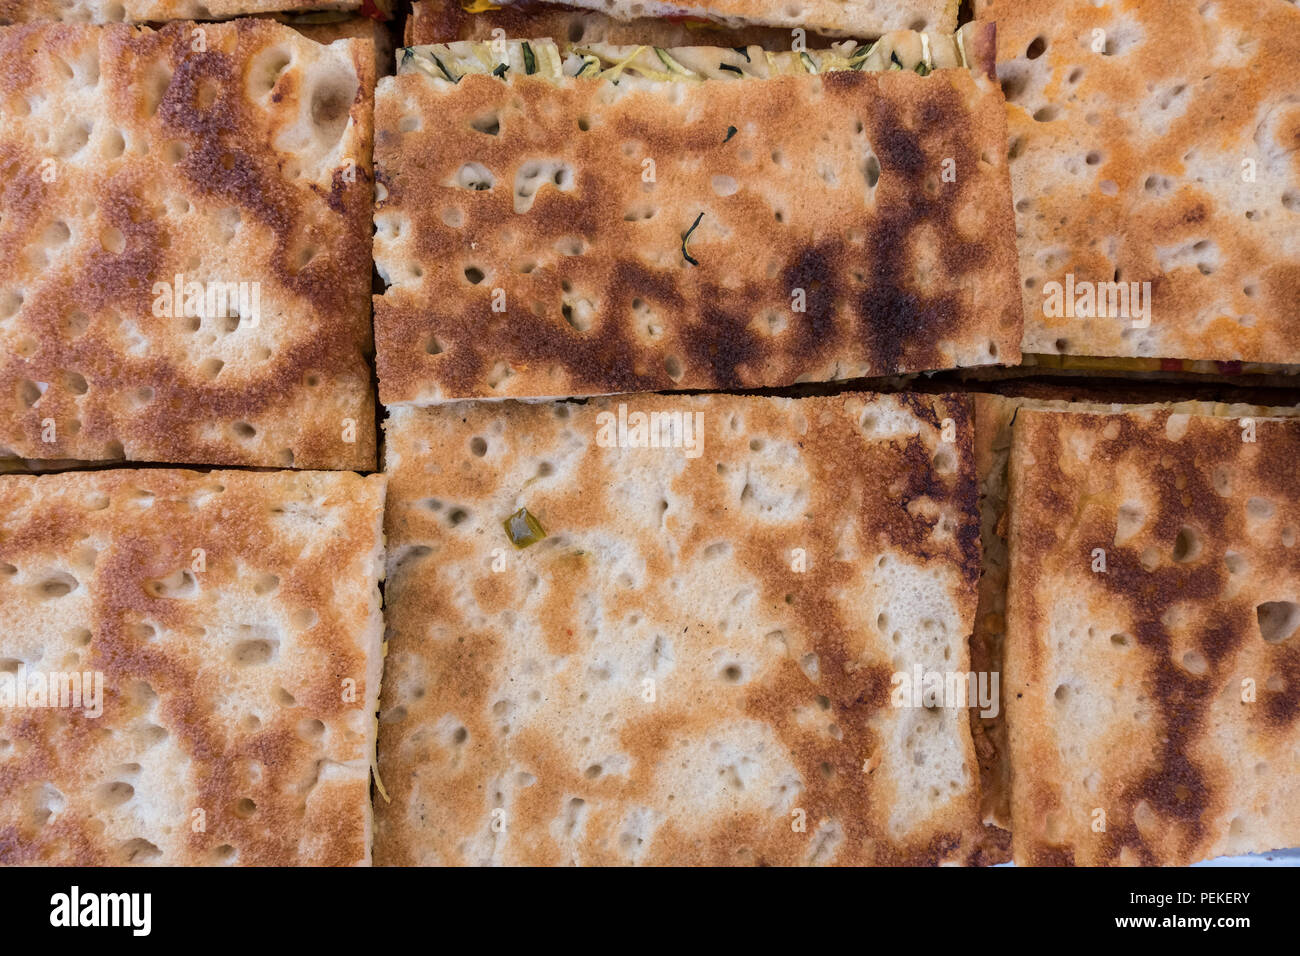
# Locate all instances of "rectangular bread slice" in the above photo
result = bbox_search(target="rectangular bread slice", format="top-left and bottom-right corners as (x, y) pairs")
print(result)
(485, 0), (957, 39)
(0, 468), (386, 865)
(407, 0), (845, 49)
(0, 2), (389, 22)
(1005, 405), (1300, 865)
(376, 391), (995, 865)
(373, 32), (1019, 405)
(975, 0), (1300, 366)
(972, 391), (1300, 836)
(0, 20), (376, 469)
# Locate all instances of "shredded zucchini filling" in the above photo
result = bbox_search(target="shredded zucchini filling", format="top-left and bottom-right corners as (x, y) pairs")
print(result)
(397, 24), (981, 84)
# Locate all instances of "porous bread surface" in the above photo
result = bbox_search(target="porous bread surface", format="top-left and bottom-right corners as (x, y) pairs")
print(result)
(491, 0), (957, 38)
(376, 391), (994, 866)
(373, 65), (1021, 404)
(973, 392), (1130, 832)
(975, 0), (1300, 363)
(0, 468), (386, 866)
(407, 0), (840, 48)
(0, 20), (375, 468)
(1005, 407), (1300, 865)
(971, 393), (1300, 835)
(0, 1), (363, 22)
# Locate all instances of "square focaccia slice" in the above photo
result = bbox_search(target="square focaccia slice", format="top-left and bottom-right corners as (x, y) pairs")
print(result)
(0, 2), (391, 23)
(376, 391), (997, 865)
(0, 468), (385, 865)
(977, 0), (1300, 369)
(0, 19), (375, 468)
(1005, 406), (1300, 865)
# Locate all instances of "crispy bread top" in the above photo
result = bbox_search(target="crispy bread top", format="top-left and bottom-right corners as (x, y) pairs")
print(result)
(0, 20), (375, 468)
(488, 0), (957, 39)
(407, 0), (840, 48)
(0, 468), (386, 865)
(976, 0), (1300, 363)
(971, 393), (1300, 834)
(376, 392), (995, 865)
(373, 60), (1020, 404)
(0, 2), (367, 21)
(1005, 407), (1300, 864)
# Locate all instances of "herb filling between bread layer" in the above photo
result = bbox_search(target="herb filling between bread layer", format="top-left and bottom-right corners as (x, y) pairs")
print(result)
(397, 24), (981, 83)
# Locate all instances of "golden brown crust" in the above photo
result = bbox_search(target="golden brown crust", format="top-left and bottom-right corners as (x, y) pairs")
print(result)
(407, 0), (841, 49)
(0, 20), (375, 469)
(0, 468), (386, 865)
(377, 392), (991, 865)
(373, 67), (1022, 404)
(976, 0), (1300, 364)
(1005, 407), (1300, 865)
(975, 393), (1300, 841)
(0, 2), (368, 22)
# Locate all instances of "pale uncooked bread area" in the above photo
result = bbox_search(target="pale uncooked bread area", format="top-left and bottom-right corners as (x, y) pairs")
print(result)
(0, 469), (385, 865)
(377, 392), (996, 865)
